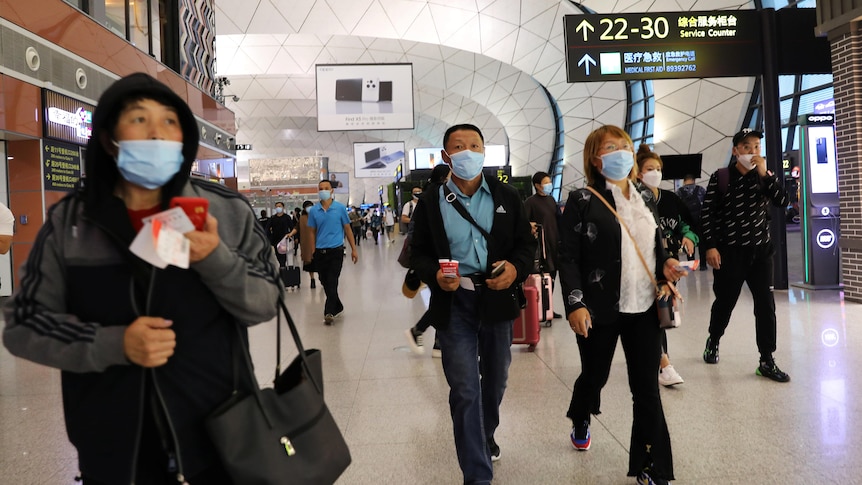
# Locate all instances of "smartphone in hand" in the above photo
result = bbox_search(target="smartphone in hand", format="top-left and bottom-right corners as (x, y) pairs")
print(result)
(169, 197), (209, 231)
(490, 262), (506, 278)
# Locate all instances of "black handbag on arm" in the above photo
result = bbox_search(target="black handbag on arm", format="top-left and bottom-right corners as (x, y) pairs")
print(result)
(205, 299), (351, 485)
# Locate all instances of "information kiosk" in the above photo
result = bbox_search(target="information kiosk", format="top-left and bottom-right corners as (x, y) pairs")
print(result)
(795, 113), (842, 289)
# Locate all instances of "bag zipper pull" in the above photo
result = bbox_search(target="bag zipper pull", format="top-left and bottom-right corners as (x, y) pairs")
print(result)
(280, 436), (296, 456)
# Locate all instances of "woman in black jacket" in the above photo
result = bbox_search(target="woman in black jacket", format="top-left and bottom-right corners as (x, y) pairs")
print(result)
(558, 125), (686, 485)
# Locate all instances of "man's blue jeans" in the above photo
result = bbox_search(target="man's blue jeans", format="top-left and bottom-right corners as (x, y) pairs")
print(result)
(438, 287), (513, 485)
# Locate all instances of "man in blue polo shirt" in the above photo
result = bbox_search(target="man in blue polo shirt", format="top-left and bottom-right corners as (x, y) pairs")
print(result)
(308, 179), (358, 325)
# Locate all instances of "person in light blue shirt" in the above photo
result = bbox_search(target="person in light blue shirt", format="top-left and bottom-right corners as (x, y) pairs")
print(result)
(438, 173), (494, 275)
(307, 179), (358, 325)
(409, 124), (536, 484)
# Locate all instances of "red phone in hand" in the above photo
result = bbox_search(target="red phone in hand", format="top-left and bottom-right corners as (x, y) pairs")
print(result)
(170, 197), (208, 231)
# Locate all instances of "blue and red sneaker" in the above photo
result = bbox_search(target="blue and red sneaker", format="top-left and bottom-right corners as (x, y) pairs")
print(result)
(570, 421), (591, 451)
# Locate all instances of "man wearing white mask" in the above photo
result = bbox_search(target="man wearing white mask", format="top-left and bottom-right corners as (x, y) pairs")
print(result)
(409, 124), (535, 484)
(524, 171), (562, 319)
(307, 179), (358, 325)
(700, 128), (790, 382)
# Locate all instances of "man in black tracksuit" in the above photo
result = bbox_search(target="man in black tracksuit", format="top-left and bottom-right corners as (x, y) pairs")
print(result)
(700, 128), (790, 382)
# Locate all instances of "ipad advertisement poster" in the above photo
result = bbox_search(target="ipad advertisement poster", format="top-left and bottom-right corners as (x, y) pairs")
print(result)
(316, 63), (414, 131)
(354, 142), (405, 178)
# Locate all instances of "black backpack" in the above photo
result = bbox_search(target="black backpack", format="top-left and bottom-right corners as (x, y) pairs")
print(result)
(677, 183), (707, 223)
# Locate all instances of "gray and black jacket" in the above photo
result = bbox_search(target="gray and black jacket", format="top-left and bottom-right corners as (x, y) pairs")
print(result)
(2, 73), (281, 484)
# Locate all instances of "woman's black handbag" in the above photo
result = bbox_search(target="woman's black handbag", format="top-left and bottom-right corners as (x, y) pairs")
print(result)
(205, 299), (351, 485)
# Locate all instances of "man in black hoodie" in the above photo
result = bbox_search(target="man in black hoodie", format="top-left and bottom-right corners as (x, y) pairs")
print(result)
(3, 73), (281, 484)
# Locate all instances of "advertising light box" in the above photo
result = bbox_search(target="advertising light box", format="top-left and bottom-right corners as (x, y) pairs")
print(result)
(316, 64), (414, 131)
(354, 142), (406, 178)
(564, 10), (763, 82)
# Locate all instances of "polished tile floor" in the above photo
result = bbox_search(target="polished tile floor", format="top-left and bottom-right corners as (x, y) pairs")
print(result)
(2, 228), (860, 484)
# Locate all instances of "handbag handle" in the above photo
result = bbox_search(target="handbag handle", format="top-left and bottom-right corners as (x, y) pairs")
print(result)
(275, 297), (323, 395)
(585, 186), (660, 292)
(227, 295), (324, 429)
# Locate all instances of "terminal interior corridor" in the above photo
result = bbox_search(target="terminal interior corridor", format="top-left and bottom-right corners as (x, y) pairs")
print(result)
(1, 228), (860, 484)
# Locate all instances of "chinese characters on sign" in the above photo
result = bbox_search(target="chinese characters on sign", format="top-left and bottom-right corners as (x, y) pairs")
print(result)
(564, 11), (762, 82)
(43, 140), (82, 192)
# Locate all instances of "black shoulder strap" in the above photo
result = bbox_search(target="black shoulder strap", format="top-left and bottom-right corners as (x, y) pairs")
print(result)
(442, 183), (493, 243)
(717, 167), (730, 197)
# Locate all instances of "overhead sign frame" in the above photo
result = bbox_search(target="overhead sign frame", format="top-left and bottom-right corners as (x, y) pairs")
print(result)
(564, 10), (764, 82)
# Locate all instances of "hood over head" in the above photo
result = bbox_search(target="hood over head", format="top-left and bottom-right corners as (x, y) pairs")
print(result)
(83, 72), (199, 211)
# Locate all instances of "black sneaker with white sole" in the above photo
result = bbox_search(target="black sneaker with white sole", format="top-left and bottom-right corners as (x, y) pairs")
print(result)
(488, 436), (501, 462)
(404, 326), (424, 355)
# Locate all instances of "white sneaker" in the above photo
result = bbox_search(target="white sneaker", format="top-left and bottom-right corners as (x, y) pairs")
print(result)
(659, 365), (684, 387)
(404, 327), (424, 355)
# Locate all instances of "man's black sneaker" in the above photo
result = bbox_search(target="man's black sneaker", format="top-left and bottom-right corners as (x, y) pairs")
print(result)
(703, 336), (719, 364)
(488, 436), (501, 462)
(757, 359), (790, 382)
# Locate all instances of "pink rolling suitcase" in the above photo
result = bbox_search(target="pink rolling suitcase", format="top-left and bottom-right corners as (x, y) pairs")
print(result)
(513, 284), (540, 351)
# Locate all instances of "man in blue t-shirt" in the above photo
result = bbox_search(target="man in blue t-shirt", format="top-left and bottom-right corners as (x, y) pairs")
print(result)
(307, 179), (358, 325)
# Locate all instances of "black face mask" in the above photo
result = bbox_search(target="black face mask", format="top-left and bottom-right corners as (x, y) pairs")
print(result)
(412, 193), (421, 199)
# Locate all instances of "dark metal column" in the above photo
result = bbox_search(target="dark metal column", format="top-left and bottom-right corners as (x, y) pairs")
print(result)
(761, 8), (789, 290)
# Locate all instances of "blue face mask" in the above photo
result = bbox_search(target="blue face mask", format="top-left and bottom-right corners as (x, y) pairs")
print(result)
(446, 149), (485, 181)
(541, 182), (553, 195)
(318, 190), (332, 201)
(600, 149), (634, 181)
(115, 140), (184, 190)
(275, 207), (284, 214)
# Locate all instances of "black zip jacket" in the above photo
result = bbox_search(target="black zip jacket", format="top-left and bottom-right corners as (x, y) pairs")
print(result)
(409, 175), (536, 328)
(558, 184), (671, 326)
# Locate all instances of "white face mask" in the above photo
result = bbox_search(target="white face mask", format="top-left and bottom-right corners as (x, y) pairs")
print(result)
(641, 170), (662, 189)
(736, 154), (755, 169)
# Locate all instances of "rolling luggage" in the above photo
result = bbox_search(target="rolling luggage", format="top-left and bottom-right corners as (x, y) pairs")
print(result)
(531, 224), (555, 326)
(282, 251), (301, 290)
(513, 284), (540, 351)
(281, 266), (301, 290)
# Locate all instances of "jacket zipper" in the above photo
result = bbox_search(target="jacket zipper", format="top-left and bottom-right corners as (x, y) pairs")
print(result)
(128, 368), (147, 484)
(150, 369), (188, 484)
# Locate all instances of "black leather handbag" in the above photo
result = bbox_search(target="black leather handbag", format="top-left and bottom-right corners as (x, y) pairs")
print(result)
(205, 299), (351, 485)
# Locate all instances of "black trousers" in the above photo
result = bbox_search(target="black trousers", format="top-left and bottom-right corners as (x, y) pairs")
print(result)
(314, 247), (345, 316)
(415, 309), (433, 332)
(567, 308), (673, 480)
(708, 243), (777, 358)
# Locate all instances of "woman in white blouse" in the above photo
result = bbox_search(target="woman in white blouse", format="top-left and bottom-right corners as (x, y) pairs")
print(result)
(557, 125), (686, 485)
